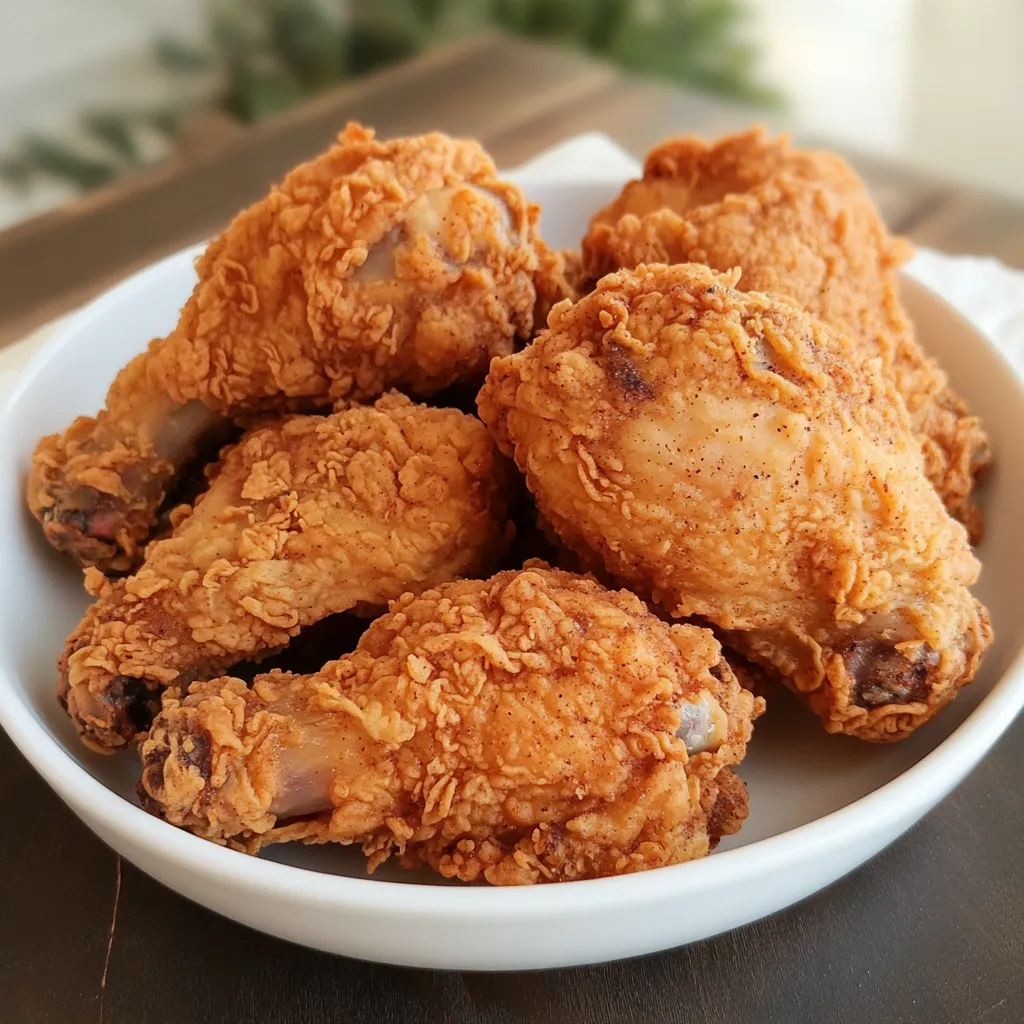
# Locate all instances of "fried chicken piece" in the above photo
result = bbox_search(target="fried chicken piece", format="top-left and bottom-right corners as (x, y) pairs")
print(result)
(581, 129), (989, 536)
(138, 566), (763, 884)
(479, 264), (992, 741)
(29, 354), (230, 572)
(533, 247), (586, 328)
(60, 393), (512, 752)
(29, 122), (555, 573)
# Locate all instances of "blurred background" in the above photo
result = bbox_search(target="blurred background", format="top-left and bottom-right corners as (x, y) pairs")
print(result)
(1, 0), (1021, 230)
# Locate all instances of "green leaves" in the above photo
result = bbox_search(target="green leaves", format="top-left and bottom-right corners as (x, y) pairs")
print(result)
(590, 0), (782, 105)
(0, 137), (119, 192)
(81, 113), (143, 166)
(268, 0), (347, 89)
(345, 25), (420, 78)
(192, 0), (778, 109)
(1, 0), (780, 196)
(154, 36), (212, 73)
(0, 106), (185, 193)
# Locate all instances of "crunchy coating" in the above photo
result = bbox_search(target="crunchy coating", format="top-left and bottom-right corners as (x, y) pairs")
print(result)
(138, 566), (762, 884)
(479, 264), (992, 741)
(29, 122), (553, 573)
(533, 247), (586, 328)
(152, 122), (544, 409)
(581, 129), (989, 535)
(60, 393), (512, 752)
(27, 355), (226, 573)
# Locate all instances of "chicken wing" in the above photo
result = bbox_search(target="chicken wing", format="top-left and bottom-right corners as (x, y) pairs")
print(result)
(30, 122), (554, 573)
(581, 129), (989, 536)
(479, 264), (992, 741)
(137, 566), (762, 884)
(60, 393), (512, 752)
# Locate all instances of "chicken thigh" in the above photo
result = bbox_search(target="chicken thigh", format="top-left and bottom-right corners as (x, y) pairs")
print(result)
(581, 129), (989, 536)
(479, 264), (991, 740)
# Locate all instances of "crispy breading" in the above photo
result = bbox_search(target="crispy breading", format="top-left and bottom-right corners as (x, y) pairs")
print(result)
(581, 129), (989, 536)
(60, 393), (512, 752)
(29, 123), (555, 572)
(138, 566), (762, 884)
(479, 263), (992, 741)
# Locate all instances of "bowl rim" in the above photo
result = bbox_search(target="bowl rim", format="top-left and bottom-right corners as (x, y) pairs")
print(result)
(2, 233), (1023, 921)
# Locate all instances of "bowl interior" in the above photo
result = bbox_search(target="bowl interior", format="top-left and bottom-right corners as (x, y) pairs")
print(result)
(1, 178), (1023, 882)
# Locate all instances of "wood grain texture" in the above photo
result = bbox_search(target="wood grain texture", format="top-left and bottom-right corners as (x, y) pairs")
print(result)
(0, 34), (1022, 1024)
(2, 720), (1022, 1023)
(0, 731), (116, 1024)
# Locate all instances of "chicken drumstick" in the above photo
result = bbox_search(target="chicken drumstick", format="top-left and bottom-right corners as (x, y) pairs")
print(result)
(138, 566), (762, 884)
(60, 393), (512, 751)
(30, 123), (552, 572)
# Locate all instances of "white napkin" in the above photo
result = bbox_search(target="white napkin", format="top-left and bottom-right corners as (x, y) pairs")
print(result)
(3, 134), (1023, 394)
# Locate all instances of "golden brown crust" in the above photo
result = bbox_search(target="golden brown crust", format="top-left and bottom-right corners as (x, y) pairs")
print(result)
(704, 766), (749, 848)
(138, 566), (763, 884)
(479, 263), (992, 741)
(151, 122), (543, 409)
(61, 393), (512, 751)
(26, 351), (226, 573)
(580, 128), (989, 535)
(533, 247), (586, 329)
(28, 123), (550, 573)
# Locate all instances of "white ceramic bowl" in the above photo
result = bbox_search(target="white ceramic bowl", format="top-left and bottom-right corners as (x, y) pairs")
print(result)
(1, 174), (1023, 971)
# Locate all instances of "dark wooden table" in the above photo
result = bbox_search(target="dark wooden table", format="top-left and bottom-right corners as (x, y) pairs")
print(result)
(1, 33), (1022, 1024)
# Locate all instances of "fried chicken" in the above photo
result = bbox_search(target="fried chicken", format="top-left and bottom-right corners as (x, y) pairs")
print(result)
(479, 264), (992, 741)
(533, 247), (586, 328)
(137, 566), (763, 884)
(581, 129), (989, 536)
(60, 393), (512, 752)
(29, 122), (555, 573)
